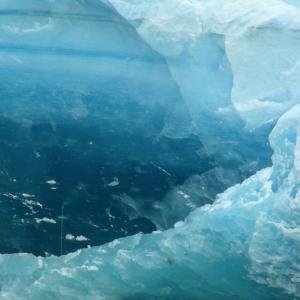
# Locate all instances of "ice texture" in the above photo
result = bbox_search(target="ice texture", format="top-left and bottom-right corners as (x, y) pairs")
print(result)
(0, 0), (300, 299)
(0, 0), (275, 255)
(108, 0), (300, 227)
(110, 0), (300, 129)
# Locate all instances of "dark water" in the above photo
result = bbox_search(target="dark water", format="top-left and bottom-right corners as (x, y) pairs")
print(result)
(0, 53), (213, 256)
(0, 112), (210, 255)
(0, 68), (271, 257)
(0, 2), (272, 257)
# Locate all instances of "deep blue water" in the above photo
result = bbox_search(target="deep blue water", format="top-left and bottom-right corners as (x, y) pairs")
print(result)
(0, 65), (211, 256)
(0, 2), (272, 257)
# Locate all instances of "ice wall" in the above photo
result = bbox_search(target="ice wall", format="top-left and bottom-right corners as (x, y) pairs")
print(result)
(0, 0), (208, 254)
(0, 1), (300, 299)
(0, 0), (279, 256)
(108, 0), (300, 228)
(110, 0), (300, 152)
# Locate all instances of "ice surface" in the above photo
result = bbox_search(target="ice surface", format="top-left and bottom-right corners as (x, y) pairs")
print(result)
(0, 0), (275, 255)
(109, 0), (300, 225)
(110, 0), (300, 136)
(0, 0), (300, 299)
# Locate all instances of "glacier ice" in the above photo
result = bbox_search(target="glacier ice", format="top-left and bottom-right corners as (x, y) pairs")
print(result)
(0, 0), (300, 299)
(0, 0), (275, 255)
(110, 0), (300, 129)
(0, 0), (210, 254)
(109, 0), (300, 226)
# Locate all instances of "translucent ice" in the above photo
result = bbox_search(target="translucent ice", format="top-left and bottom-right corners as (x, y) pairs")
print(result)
(109, 0), (300, 226)
(0, 0), (300, 299)
(110, 0), (300, 139)
(0, 0), (206, 254)
(0, 0), (276, 255)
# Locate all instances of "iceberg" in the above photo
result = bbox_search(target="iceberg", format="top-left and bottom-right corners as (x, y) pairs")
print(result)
(109, 0), (300, 225)
(0, 0), (300, 299)
(110, 0), (300, 131)
(1, 99), (300, 300)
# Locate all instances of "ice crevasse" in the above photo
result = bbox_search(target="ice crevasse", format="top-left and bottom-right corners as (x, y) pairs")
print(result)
(0, 0), (300, 299)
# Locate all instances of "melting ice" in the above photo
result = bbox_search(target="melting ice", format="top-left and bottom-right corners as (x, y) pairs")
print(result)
(0, 0), (300, 299)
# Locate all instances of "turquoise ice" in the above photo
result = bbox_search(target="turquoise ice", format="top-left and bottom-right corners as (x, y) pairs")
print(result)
(0, 0), (300, 299)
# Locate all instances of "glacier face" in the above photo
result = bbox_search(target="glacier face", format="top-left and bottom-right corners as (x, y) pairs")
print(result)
(0, 0), (300, 299)
(0, 0), (210, 255)
(109, 0), (300, 224)
(110, 0), (300, 129)
(0, 0), (273, 256)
